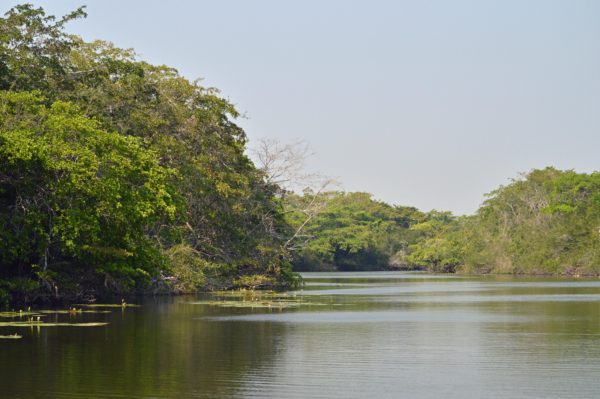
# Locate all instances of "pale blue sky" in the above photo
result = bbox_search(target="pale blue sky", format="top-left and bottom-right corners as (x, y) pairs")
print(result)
(12, 0), (600, 214)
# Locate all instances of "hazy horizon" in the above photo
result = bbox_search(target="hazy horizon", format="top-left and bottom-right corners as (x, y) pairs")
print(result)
(18, 0), (600, 214)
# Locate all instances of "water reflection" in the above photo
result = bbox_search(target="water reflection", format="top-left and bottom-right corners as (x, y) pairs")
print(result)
(1, 272), (600, 398)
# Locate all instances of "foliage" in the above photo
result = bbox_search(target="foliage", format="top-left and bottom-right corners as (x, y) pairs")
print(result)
(163, 244), (208, 293)
(462, 168), (600, 275)
(404, 212), (465, 273)
(0, 91), (177, 300)
(0, 5), (597, 307)
(286, 192), (425, 271)
(290, 168), (599, 276)
(0, 4), (297, 303)
(409, 168), (600, 275)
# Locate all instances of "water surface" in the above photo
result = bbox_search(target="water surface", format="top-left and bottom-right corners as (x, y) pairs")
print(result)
(1, 272), (600, 398)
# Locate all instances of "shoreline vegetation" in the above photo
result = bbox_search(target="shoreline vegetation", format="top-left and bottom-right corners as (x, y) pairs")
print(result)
(287, 171), (599, 277)
(0, 5), (598, 307)
(0, 4), (301, 306)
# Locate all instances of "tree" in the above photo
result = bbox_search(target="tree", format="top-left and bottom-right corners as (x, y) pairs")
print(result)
(405, 211), (465, 273)
(0, 4), (301, 300)
(0, 91), (177, 300)
(285, 192), (426, 271)
(407, 168), (600, 276)
(0, 4), (86, 95)
(250, 137), (338, 252)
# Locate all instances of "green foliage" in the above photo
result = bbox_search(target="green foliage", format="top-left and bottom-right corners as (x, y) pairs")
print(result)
(409, 168), (600, 276)
(0, 4), (86, 96)
(0, 91), (177, 298)
(405, 212), (465, 273)
(292, 169), (599, 276)
(0, 4), (298, 303)
(163, 244), (207, 293)
(1, 4), (596, 307)
(286, 192), (425, 271)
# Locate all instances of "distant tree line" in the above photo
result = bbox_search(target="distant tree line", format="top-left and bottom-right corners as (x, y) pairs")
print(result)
(408, 167), (600, 276)
(285, 192), (425, 271)
(289, 168), (599, 276)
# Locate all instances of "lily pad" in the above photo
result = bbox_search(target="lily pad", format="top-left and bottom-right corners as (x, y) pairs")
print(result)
(0, 334), (22, 339)
(0, 311), (44, 318)
(212, 290), (294, 299)
(37, 309), (112, 314)
(189, 298), (332, 309)
(0, 321), (108, 327)
(190, 300), (303, 309)
(74, 303), (140, 308)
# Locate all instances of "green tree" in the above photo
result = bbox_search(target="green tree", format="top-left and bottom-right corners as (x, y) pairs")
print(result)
(0, 4), (299, 302)
(0, 91), (177, 301)
(405, 211), (465, 273)
(408, 168), (600, 276)
(286, 192), (425, 271)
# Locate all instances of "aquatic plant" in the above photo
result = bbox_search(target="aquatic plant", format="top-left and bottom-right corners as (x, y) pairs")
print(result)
(74, 303), (140, 308)
(0, 333), (22, 339)
(0, 321), (108, 327)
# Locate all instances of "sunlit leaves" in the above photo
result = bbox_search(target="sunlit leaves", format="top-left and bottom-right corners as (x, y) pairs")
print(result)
(0, 91), (177, 285)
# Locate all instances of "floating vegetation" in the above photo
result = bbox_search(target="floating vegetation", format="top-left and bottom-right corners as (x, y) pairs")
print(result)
(1, 308), (111, 318)
(190, 294), (332, 309)
(74, 303), (140, 308)
(212, 290), (295, 299)
(0, 334), (22, 339)
(37, 309), (111, 315)
(0, 311), (44, 318)
(190, 300), (305, 309)
(187, 289), (332, 308)
(0, 321), (108, 327)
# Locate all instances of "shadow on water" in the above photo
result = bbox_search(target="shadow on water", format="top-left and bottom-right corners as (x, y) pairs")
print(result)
(0, 297), (283, 398)
(1, 271), (600, 398)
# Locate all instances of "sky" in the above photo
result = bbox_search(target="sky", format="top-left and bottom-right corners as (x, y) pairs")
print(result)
(10, 0), (600, 214)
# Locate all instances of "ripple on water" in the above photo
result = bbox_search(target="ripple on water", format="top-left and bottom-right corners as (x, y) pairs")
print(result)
(197, 309), (537, 324)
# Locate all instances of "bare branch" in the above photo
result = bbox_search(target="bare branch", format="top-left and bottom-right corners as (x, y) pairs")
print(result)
(249, 137), (340, 251)
(250, 137), (335, 193)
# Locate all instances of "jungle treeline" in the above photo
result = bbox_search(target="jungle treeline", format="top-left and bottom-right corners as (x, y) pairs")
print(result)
(290, 168), (599, 276)
(0, 5), (300, 304)
(0, 5), (598, 305)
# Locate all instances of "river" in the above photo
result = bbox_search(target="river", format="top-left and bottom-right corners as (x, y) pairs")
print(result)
(1, 271), (600, 398)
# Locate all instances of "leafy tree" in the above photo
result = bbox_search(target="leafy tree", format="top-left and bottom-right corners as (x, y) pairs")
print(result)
(286, 192), (425, 271)
(409, 168), (600, 276)
(0, 4), (300, 303)
(405, 212), (465, 273)
(0, 91), (177, 301)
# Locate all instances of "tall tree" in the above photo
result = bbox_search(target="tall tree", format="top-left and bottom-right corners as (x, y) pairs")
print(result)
(0, 91), (177, 301)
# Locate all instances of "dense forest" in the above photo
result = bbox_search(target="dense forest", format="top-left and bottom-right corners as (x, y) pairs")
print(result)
(291, 168), (599, 276)
(0, 5), (598, 306)
(286, 192), (426, 271)
(407, 167), (600, 276)
(0, 5), (300, 305)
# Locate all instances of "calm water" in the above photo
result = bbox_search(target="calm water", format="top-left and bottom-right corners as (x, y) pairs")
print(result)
(2, 272), (600, 398)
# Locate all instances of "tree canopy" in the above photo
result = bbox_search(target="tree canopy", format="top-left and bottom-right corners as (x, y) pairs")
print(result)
(286, 192), (425, 271)
(286, 169), (599, 276)
(0, 4), (298, 304)
(407, 168), (600, 275)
